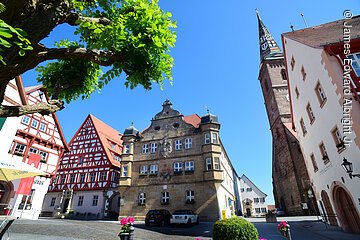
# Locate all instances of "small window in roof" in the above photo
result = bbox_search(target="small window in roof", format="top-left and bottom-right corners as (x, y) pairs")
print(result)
(173, 123), (179, 128)
(154, 126), (160, 131)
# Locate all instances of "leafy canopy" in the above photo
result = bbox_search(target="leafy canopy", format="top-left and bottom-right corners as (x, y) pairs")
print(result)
(37, 0), (176, 103)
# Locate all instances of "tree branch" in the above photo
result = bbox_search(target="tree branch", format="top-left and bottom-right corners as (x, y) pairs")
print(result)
(65, 12), (112, 26)
(36, 46), (125, 66)
(0, 100), (64, 117)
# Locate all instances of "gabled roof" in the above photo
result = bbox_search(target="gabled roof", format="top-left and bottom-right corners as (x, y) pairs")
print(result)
(183, 114), (201, 128)
(282, 15), (360, 48)
(89, 114), (122, 167)
(24, 84), (69, 151)
(240, 174), (267, 197)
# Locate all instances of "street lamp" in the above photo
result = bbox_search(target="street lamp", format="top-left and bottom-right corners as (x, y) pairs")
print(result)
(341, 158), (360, 179)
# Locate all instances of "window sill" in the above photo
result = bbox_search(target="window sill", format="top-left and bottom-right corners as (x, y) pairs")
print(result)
(149, 173), (158, 177)
(185, 200), (195, 204)
(173, 171), (183, 175)
(160, 202), (169, 205)
(138, 203), (146, 206)
(185, 170), (194, 175)
(139, 174), (148, 178)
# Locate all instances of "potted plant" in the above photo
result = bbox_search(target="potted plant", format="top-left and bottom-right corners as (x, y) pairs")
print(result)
(118, 216), (135, 240)
(265, 210), (277, 223)
(277, 221), (290, 238)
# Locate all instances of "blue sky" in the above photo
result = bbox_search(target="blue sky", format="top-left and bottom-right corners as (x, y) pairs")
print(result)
(22, 1), (359, 204)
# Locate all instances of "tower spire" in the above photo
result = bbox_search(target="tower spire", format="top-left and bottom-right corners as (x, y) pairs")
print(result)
(256, 10), (283, 62)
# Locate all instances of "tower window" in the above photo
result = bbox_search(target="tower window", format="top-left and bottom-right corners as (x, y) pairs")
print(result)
(204, 133), (210, 144)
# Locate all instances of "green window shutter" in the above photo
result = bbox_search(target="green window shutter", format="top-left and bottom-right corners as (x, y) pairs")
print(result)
(0, 117), (6, 130)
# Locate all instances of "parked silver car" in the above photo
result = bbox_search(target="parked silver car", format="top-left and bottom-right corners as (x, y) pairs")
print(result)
(170, 210), (199, 225)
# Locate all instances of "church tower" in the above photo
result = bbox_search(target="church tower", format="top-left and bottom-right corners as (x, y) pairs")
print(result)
(256, 11), (313, 215)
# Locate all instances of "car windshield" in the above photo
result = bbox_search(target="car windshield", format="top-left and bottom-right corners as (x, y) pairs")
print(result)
(173, 210), (192, 215)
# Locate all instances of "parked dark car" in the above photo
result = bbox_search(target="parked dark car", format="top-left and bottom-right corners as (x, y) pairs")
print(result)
(145, 209), (172, 226)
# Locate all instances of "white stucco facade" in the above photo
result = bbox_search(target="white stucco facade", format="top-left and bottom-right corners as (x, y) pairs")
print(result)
(283, 35), (360, 230)
(239, 175), (268, 217)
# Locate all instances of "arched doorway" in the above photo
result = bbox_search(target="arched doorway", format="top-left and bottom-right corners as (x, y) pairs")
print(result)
(108, 192), (120, 219)
(321, 190), (338, 226)
(0, 181), (14, 215)
(333, 186), (360, 233)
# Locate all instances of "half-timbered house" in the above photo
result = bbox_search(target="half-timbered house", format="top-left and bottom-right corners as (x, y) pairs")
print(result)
(5, 81), (68, 220)
(42, 114), (122, 219)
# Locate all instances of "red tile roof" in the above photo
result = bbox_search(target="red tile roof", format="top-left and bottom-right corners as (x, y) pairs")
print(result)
(282, 15), (360, 48)
(183, 114), (201, 128)
(89, 114), (122, 167)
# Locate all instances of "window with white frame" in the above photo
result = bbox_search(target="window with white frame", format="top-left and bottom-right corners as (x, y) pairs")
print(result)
(100, 172), (107, 181)
(161, 191), (169, 204)
(92, 195), (99, 206)
(39, 151), (48, 161)
(31, 119), (39, 128)
(255, 208), (261, 214)
(306, 103), (315, 123)
(310, 154), (318, 172)
(124, 144), (130, 154)
(138, 192), (146, 205)
(78, 196), (84, 206)
(261, 208), (267, 213)
(29, 147), (38, 155)
(300, 118), (307, 136)
(185, 138), (192, 149)
(140, 165), (148, 174)
(173, 162), (183, 173)
(60, 175), (66, 184)
(21, 116), (30, 125)
(214, 157), (221, 170)
(175, 139), (182, 150)
(332, 126), (345, 150)
(204, 133), (210, 144)
(122, 166), (128, 177)
(39, 122), (46, 132)
(211, 132), (218, 144)
(206, 158), (212, 171)
(90, 172), (96, 181)
(80, 173), (86, 182)
(142, 144), (149, 154)
(185, 161), (194, 172)
(254, 198), (259, 203)
(14, 143), (26, 155)
(70, 174), (76, 183)
(315, 82), (327, 106)
(348, 53), (360, 76)
(240, 188), (244, 192)
(185, 190), (194, 203)
(50, 197), (56, 207)
(150, 164), (158, 174)
(150, 143), (157, 153)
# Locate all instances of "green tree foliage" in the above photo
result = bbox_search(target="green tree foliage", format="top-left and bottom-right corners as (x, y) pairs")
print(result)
(37, 0), (176, 102)
(0, 0), (176, 117)
(212, 217), (259, 240)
